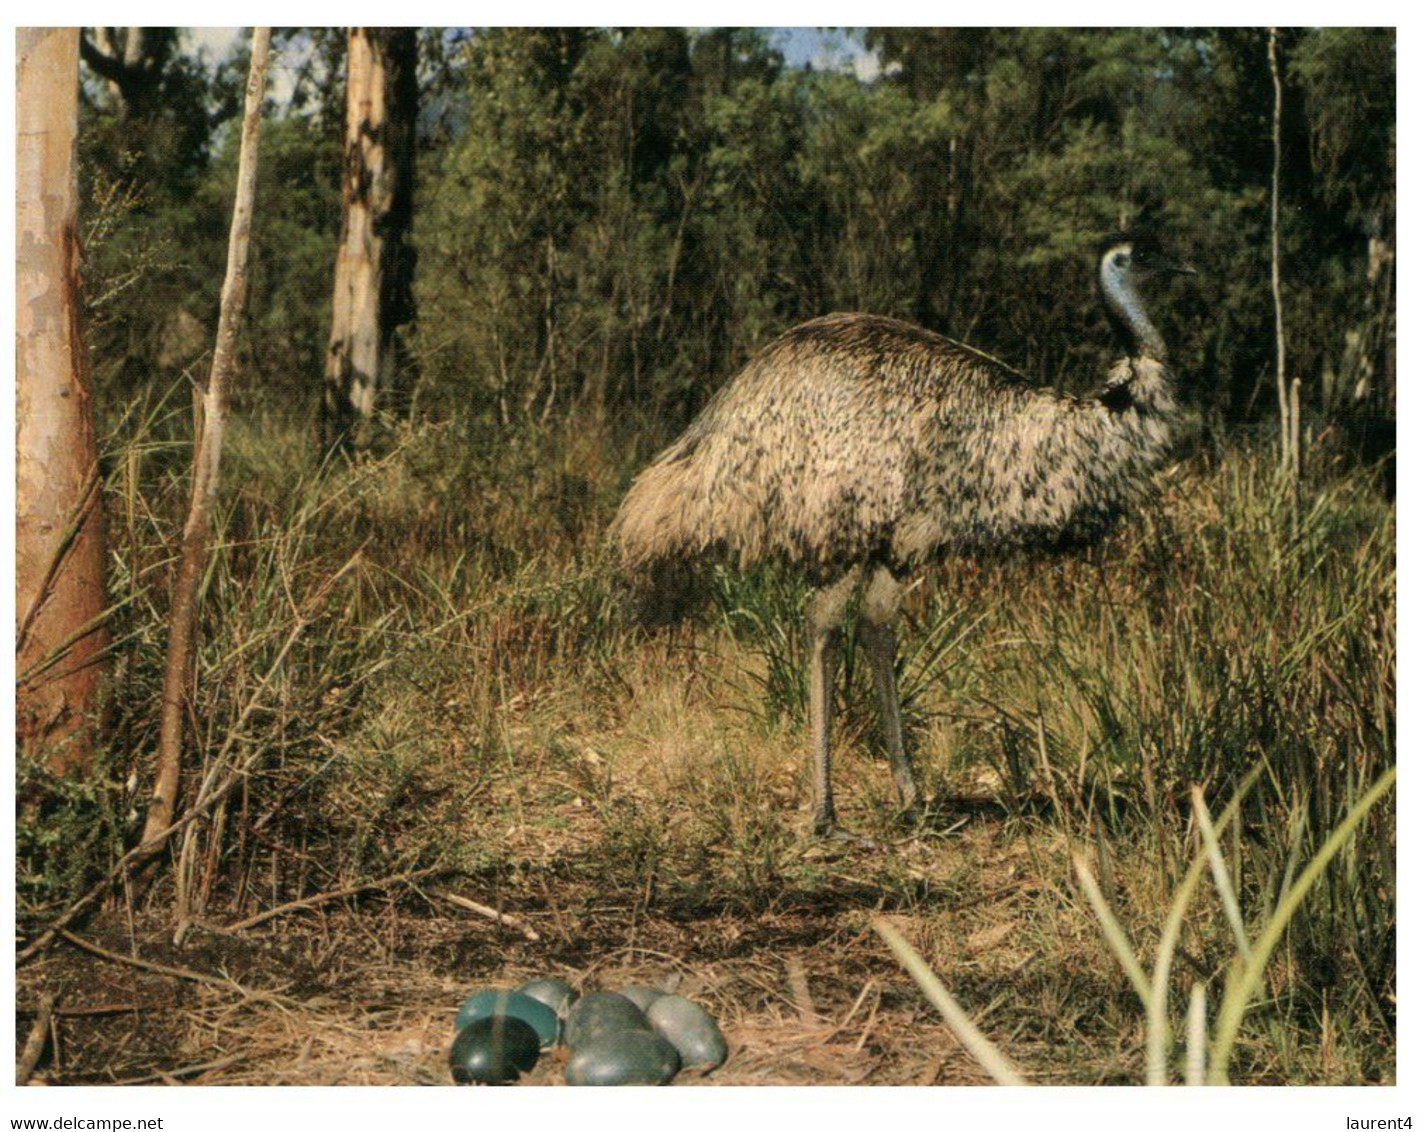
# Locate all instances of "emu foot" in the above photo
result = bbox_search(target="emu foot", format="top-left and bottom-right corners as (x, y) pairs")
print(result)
(809, 811), (879, 850)
(890, 796), (925, 830)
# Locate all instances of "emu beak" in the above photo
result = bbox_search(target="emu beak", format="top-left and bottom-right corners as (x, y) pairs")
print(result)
(1152, 254), (1196, 276)
(1136, 247), (1196, 277)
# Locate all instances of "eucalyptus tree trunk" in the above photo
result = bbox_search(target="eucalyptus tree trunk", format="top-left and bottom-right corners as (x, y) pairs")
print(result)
(141, 29), (270, 852)
(79, 28), (167, 116)
(1268, 28), (1298, 483)
(322, 27), (418, 452)
(16, 27), (111, 773)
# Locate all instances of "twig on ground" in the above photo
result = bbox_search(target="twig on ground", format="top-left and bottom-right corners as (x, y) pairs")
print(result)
(852, 984), (883, 1053)
(436, 892), (541, 941)
(58, 929), (230, 987)
(916, 1054), (946, 1086)
(20, 1003), (146, 1019)
(816, 977), (877, 1044)
(785, 956), (820, 1023)
(16, 994), (54, 1085)
(109, 1053), (245, 1086)
(57, 929), (296, 1007)
(227, 866), (441, 932)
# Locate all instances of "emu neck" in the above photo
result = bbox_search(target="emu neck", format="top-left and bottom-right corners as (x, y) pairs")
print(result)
(1101, 268), (1167, 361)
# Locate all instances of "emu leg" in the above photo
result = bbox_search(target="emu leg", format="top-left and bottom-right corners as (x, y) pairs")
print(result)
(858, 566), (919, 810)
(806, 570), (860, 834)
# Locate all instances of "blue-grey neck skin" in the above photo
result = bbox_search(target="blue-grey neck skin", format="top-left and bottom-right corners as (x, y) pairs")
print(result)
(1100, 252), (1168, 361)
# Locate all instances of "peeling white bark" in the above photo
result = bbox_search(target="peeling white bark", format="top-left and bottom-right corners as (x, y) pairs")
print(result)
(16, 27), (110, 771)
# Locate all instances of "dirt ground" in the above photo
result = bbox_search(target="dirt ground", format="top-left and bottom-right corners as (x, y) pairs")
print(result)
(16, 812), (1089, 1087)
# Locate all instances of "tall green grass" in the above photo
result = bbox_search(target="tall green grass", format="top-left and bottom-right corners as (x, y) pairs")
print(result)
(875, 759), (1394, 1084)
(18, 397), (1392, 1082)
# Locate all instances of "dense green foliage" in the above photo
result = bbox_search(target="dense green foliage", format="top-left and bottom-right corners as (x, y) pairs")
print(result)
(417, 27), (1395, 442)
(82, 28), (1393, 454)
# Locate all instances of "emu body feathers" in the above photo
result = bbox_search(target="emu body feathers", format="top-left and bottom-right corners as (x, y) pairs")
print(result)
(612, 312), (1177, 585)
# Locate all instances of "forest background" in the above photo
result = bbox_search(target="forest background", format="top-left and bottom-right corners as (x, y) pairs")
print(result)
(15, 27), (1396, 1087)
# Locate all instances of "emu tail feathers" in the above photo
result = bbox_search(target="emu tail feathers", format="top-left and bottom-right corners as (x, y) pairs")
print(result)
(612, 556), (708, 629)
(608, 452), (711, 628)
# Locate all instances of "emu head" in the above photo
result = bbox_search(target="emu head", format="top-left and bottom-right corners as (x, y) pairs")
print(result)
(1097, 234), (1195, 359)
(1098, 234), (1195, 292)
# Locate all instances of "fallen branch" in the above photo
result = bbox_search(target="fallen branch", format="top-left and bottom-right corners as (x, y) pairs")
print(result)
(228, 866), (441, 932)
(59, 929), (232, 988)
(437, 893), (541, 941)
(19, 1002), (145, 1019)
(57, 930), (295, 1008)
(15, 994), (54, 1085)
(109, 1053), (245, 1086)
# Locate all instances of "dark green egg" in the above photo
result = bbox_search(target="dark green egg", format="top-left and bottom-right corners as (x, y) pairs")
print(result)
(449, 1016), (541, 1084)
(516, 976), (577, 1019)
(646, 995), (728, 1069)
(455, 988), (560, 1048)
(563, 991), (652, 1049)
(564, 1030), (682, 1086)
(616, 984), (666, 1012)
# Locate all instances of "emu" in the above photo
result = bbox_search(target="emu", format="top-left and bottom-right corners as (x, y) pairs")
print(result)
(609, 237), (1193, 836)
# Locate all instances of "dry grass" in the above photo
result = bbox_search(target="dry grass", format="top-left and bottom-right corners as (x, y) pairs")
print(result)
(15, 408), (1394, 1087)
(15, 816), (1130, 1086)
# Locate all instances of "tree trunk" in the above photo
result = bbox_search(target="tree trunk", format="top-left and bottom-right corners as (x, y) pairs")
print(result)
(1364, 230), (1395, 417)
(142, 28), (270, 853)
(322, 27), (418, 452)
(1268, 28), (1297, 482)
(80, 28), (162, 114)
(16, 27), (110, 773)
